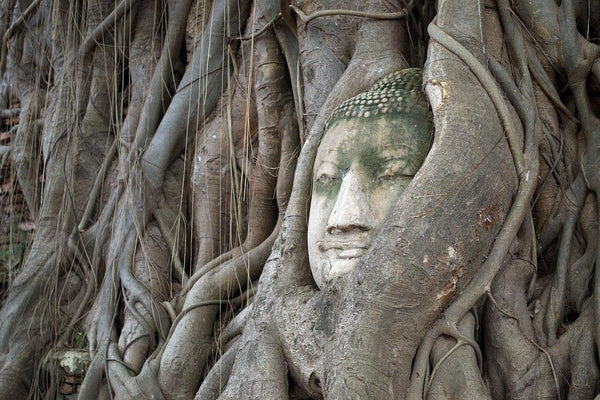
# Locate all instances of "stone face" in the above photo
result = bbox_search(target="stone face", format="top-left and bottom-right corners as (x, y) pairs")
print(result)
(56, 350), (91, 375)
(308, 69), (433, 288)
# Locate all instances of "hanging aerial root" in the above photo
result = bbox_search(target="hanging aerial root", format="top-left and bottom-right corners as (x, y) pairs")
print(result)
(79, 0), (140, 59)
(191, 0), (298, 299)
(154, 207), (188, 284)
(0, 0), (42, 75)
(78, 139), (117, 231)
(11, 91), (43, 219)
(97, 157), (186, 377)
(62, 231), (97, 344)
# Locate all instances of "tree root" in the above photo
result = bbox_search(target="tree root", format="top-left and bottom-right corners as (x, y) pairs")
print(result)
(408, 17), (540, 399)
(427, 313), (490, 400)
(157, 225), (279, 399)
(195, 338), (241, 400)
(290, 3), (411, 26)
(11, 91), (43, 218)
(544, 174), (587, 344)
(79, 0), (140, 59)
(124, 0), (193, 164)
(0, 0), (42, 75)
(78, 139), (117, 232)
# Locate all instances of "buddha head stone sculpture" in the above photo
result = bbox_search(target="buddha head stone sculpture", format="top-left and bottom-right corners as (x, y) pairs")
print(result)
(308, 68), (433, 288)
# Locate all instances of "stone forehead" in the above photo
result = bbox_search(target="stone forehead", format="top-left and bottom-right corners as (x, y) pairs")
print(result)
(325, 68), (430, 129)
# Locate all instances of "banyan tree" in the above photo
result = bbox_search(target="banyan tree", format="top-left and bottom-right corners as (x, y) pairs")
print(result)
(0, 0), (600, 398)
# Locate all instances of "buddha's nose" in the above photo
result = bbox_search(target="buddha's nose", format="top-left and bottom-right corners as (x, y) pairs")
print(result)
(326, 169), (374, 234)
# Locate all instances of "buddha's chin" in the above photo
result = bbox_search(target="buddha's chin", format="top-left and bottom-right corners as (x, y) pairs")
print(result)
(324, 257), (361, 281)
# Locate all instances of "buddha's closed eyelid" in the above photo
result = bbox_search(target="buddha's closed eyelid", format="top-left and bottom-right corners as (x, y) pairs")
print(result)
(375, 158), (411, 179)
(314, 162), (340, 180)
(377, 173), (414, 182)
(315, 172), (338, 183)
(314, 170), (341, 188)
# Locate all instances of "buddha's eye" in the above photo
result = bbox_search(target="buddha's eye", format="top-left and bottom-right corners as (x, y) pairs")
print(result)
(376, 162), (413, 183)
(314, 163), (341, 188)
(315, 173), (339, 186)
(376, 172), (413, 182)
(376, 165), (401, 182)
(377, 174), (394, 182)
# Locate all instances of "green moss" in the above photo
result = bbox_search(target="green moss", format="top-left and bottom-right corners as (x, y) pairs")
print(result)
(313, 113), (432, 198)
(314, 67), (433, 199)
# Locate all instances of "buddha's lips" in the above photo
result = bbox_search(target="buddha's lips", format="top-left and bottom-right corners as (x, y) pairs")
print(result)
(318, 241), (369, 251)
(337, 248), (365, 258)
(319, 242), (369, 261)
